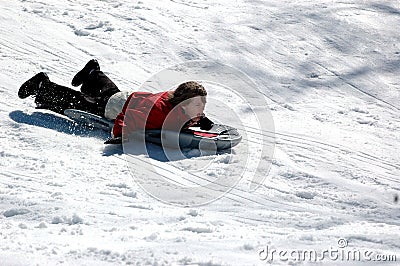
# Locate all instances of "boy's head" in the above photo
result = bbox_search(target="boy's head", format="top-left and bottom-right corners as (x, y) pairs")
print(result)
(170, 81), (207, 121)
(169, 81), (207, 106)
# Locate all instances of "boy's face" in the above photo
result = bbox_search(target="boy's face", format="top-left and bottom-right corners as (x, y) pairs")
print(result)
(181, 96), (206, 122)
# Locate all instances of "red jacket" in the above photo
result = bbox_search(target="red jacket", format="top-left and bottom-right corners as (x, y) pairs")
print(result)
(113, 91), (191, 138)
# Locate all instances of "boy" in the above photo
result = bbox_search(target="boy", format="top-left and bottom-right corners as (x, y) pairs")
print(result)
(18, 60), (214, 140)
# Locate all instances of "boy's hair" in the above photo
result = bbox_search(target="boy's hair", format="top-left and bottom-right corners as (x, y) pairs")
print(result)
(169, 81), (207, 106)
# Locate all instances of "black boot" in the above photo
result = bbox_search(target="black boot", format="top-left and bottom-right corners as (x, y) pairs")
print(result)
(80, 69), (120, 100)
(71, 59), (100, 87)
(18, 72), (50, 99)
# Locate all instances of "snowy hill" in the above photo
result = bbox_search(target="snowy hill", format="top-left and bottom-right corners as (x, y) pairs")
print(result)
(1, 0), (399, 265)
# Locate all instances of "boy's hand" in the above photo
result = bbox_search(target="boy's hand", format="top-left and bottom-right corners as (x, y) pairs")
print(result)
(198, 116), (214, 130)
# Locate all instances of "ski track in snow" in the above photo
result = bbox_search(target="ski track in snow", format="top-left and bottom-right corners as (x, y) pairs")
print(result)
(1, 0), (400, 265)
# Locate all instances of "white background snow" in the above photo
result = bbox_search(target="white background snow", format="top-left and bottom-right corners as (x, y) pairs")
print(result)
(1, 0), (399, 265)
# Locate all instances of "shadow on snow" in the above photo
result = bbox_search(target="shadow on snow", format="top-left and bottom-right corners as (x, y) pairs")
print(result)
(9, 110), (229, 162)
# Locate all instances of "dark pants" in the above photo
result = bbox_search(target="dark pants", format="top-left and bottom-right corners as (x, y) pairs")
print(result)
(35, 71), (120, 117)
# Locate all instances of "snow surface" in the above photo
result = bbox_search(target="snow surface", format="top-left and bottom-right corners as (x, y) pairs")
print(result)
(1, 0), (400, 265)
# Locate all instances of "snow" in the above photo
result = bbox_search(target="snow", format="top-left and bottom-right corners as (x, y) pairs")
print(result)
(1, 0), (400, 265)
